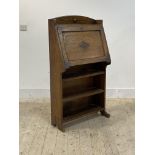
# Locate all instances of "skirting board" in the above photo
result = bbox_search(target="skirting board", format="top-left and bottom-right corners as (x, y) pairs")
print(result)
(19, 88), (135, 102)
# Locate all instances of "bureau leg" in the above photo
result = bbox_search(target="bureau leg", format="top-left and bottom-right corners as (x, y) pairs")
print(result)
(51, 109), (56, 126)
(51, 116), (56, 126)
(57, 121), (64, 132)
(100, 110), (110, 118)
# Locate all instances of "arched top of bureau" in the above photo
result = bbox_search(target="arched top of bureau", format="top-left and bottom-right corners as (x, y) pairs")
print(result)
(48, 15), (102, 24)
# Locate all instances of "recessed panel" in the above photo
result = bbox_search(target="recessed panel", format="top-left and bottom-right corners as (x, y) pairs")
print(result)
(62, 31), (105, 61)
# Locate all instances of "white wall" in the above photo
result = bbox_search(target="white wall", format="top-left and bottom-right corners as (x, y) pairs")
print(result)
(19, 0), (135, 99)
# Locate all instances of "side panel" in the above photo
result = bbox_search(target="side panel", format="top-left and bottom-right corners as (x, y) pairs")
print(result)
(48, 20), (64, 131)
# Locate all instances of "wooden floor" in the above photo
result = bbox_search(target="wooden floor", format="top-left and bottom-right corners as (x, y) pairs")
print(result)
(20, 99), (135, 155)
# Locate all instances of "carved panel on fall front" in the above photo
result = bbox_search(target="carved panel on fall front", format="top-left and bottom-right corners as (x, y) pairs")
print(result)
(63, 31), (105, 61)
(57, 24), (110, 67)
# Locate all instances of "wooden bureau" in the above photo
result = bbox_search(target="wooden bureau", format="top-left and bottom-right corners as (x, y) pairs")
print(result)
(48, 16), (111, 131)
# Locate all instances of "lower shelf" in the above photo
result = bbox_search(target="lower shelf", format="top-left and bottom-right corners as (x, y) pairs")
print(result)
(63, 105), (103, 124)
(63, 88), (104, 102)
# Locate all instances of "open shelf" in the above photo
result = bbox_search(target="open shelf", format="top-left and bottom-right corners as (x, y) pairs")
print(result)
(63, 88), (104, 102)
(61, 62), (107, 129)
(62, 68), (105, 126)
(62, 70), (105, 81)
(62, 62), (105, 81)
(63, 104), (103, 123)
(63, 93), (103, 124)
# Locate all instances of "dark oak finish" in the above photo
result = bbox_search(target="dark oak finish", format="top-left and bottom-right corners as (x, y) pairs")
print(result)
(48, 16), (111, 131)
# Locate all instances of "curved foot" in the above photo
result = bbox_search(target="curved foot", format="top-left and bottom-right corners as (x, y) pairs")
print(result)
(100, 110), (110, 118)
